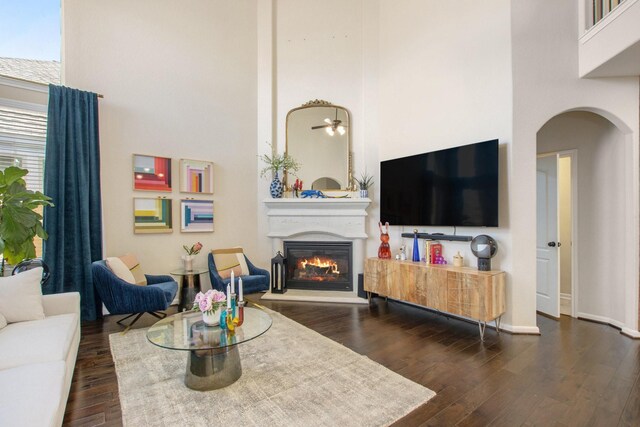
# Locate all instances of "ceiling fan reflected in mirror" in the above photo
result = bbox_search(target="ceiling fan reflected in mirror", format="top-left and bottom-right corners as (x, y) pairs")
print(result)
(311, 108), (347, 136)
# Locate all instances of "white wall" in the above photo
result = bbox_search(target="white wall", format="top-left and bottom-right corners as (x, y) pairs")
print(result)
(511, 0), (639, 333)
(59, 0), (640, 332)
(63, 0), (259, 285)
(538, 112), (626, 324)
(375, 0), (518, 326)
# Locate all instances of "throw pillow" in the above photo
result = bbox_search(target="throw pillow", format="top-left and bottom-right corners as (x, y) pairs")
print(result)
(0, 267), (45, 323)
(211, 248), (250, 279)
(0, 313), (6, 330)
(106, 257), (136, 284)
(118, 253), (147, 286)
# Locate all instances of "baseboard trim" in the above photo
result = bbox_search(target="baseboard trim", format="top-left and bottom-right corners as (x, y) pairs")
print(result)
(498, 324), (541, 335)
(560, 293), (572, 316)
(621, 327), (640, 339)
(577, 312), (640, 338)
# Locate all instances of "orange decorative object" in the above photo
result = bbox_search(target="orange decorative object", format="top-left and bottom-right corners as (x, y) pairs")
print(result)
(378, 221), (392, 259)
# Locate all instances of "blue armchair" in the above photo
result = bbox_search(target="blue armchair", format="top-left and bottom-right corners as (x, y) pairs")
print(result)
(208, 253), (269, 294)
(91, 260), (178, 329)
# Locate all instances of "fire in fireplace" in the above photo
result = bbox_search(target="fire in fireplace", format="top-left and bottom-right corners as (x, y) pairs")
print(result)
(284, 241), (352, 291)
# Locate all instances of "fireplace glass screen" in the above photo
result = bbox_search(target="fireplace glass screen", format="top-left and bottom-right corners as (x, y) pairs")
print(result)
(283, 241), (352, 291)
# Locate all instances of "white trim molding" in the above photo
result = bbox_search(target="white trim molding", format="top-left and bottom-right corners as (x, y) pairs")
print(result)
(560, 293), (572, 316)
(577, 312), (640, 338)
(499, 324), (541, 335)
(0, 75), (49, 94)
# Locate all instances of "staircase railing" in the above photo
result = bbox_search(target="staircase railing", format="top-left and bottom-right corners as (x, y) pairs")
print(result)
(593, 0), (625, 25)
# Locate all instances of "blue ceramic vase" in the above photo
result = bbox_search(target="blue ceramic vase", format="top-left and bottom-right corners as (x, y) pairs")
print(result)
(270, 172), (283, 198)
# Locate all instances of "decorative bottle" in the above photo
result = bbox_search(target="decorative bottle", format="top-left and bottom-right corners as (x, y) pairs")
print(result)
(412, 229), (420, 262)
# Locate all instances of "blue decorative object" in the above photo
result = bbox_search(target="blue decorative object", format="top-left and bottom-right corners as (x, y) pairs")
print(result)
(91, 260), (178, 328)
(270, 172), (283, 198)
(301, 190), (326, 198)
(219, 309), (228, 330)
(44, 85), (103, 321)
(412, 229), (420, 262)
(208, 252), (270, 294)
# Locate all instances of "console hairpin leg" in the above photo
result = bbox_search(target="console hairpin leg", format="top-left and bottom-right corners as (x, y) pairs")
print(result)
(495, 316), (502, 335)
(478, 320), (487, 341)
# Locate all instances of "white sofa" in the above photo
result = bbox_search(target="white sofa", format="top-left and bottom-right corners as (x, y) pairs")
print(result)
(0, 292), (81, 427)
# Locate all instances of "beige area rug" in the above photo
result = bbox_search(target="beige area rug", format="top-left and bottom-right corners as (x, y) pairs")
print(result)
(110, 310), (435, 426)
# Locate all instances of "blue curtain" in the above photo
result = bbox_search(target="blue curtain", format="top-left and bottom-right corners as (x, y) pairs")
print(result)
(43, 85), (103, 321)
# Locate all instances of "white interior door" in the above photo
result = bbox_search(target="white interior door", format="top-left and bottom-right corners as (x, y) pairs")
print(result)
(537, 154), (560, 318)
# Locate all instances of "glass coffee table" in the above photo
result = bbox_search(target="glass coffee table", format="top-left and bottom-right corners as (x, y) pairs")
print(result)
(146, 307), (272, 390)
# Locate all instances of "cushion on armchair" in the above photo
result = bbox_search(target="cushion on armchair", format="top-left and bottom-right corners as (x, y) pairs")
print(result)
(211, 248), (249, 279)
(106, 255), (147, 285)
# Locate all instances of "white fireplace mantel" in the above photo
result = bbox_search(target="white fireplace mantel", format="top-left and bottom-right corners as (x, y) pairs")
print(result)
(262, 197), (371, 304)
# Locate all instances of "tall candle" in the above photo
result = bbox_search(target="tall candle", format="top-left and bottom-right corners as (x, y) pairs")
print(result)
(230, 270), (235, 294)
(239, 277), (243, 302)
(226, 284), (232, 308)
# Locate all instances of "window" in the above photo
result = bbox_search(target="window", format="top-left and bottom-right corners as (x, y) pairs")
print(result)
(0, 105), (47, 258)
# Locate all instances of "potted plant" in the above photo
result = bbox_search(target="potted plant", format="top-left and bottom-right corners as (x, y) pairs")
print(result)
(259, 142), (300, 198)
(182, 242), (203, 271)
(0, 166), (53, 275)
(193, 289), (227, 326)
(355, 172), (374, 198)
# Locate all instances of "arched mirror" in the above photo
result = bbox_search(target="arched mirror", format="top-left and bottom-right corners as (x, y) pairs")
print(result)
(286, 100), (352, 190)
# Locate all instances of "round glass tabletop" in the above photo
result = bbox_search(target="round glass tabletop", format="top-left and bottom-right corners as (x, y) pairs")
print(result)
(170, 268), (209, 276)
(146, 307), (272, 351)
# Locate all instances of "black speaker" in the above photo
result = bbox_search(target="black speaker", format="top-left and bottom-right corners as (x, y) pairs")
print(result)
(357, 273), (367, 299)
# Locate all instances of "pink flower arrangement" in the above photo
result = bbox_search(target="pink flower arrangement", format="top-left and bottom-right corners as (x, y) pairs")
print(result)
(183, 242), (203, 255)
(192, 289), (226, 314)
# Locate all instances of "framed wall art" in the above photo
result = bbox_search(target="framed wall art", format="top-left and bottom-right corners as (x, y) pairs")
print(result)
(179, 159), (213, 194)
(133, 154), (172, 191)
(133, 198), (173, 233)
(180, 199), (214, 233)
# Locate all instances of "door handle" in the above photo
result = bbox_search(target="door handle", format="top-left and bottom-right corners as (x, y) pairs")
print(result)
(547, 242), (556, 247)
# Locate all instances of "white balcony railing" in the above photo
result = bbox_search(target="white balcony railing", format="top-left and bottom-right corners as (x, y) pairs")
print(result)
(592, 0), (625, 25)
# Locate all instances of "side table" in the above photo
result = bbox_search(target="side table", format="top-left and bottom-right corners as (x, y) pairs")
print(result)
(170, 268), (209, 312)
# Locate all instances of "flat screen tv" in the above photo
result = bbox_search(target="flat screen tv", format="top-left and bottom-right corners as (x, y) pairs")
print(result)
(380, 139), (499, 227)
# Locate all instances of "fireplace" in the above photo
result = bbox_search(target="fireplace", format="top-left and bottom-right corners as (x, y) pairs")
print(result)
(284, 241), (353, 291)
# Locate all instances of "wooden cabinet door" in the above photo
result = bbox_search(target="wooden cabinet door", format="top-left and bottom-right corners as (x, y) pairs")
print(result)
(447, 271), (483, 319)
(415, 267), (447, 311)
(364, 258), (392, 297)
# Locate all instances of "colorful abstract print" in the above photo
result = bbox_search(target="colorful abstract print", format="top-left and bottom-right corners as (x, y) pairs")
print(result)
(181, 200), (213, 232)
(134, 198), (172, 233)
(134, 155), (172, 191)
(180, 160), (213, 194)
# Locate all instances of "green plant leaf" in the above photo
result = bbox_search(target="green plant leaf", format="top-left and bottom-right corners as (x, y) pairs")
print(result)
(0, 166), (51, 264)
(2, 166), (28, 187)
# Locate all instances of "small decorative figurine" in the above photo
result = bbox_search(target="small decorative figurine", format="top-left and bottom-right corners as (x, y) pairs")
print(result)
(399, 245), (407, 261)
(412, 229), (420, 262)
(301, 189), (326, 198)
(378, 221), (391, 259)
(453, 251), (463, 267)
(292, 178), (303, 198)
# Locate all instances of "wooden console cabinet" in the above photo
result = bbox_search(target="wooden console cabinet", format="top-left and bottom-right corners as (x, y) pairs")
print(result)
(364, 258), (506, 340)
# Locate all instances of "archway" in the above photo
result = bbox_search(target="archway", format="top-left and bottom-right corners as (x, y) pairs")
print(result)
(536, 110), (638, 335)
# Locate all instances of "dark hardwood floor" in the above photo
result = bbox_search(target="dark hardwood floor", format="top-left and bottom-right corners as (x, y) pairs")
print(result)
(63, 297), (640, 426)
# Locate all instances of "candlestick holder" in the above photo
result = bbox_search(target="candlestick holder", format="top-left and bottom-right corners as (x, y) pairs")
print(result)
(219, 308), (228, 330)
(225, 310), (236, 331)
(230, 292), (237, 318)
(233, 301), (245, 327)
